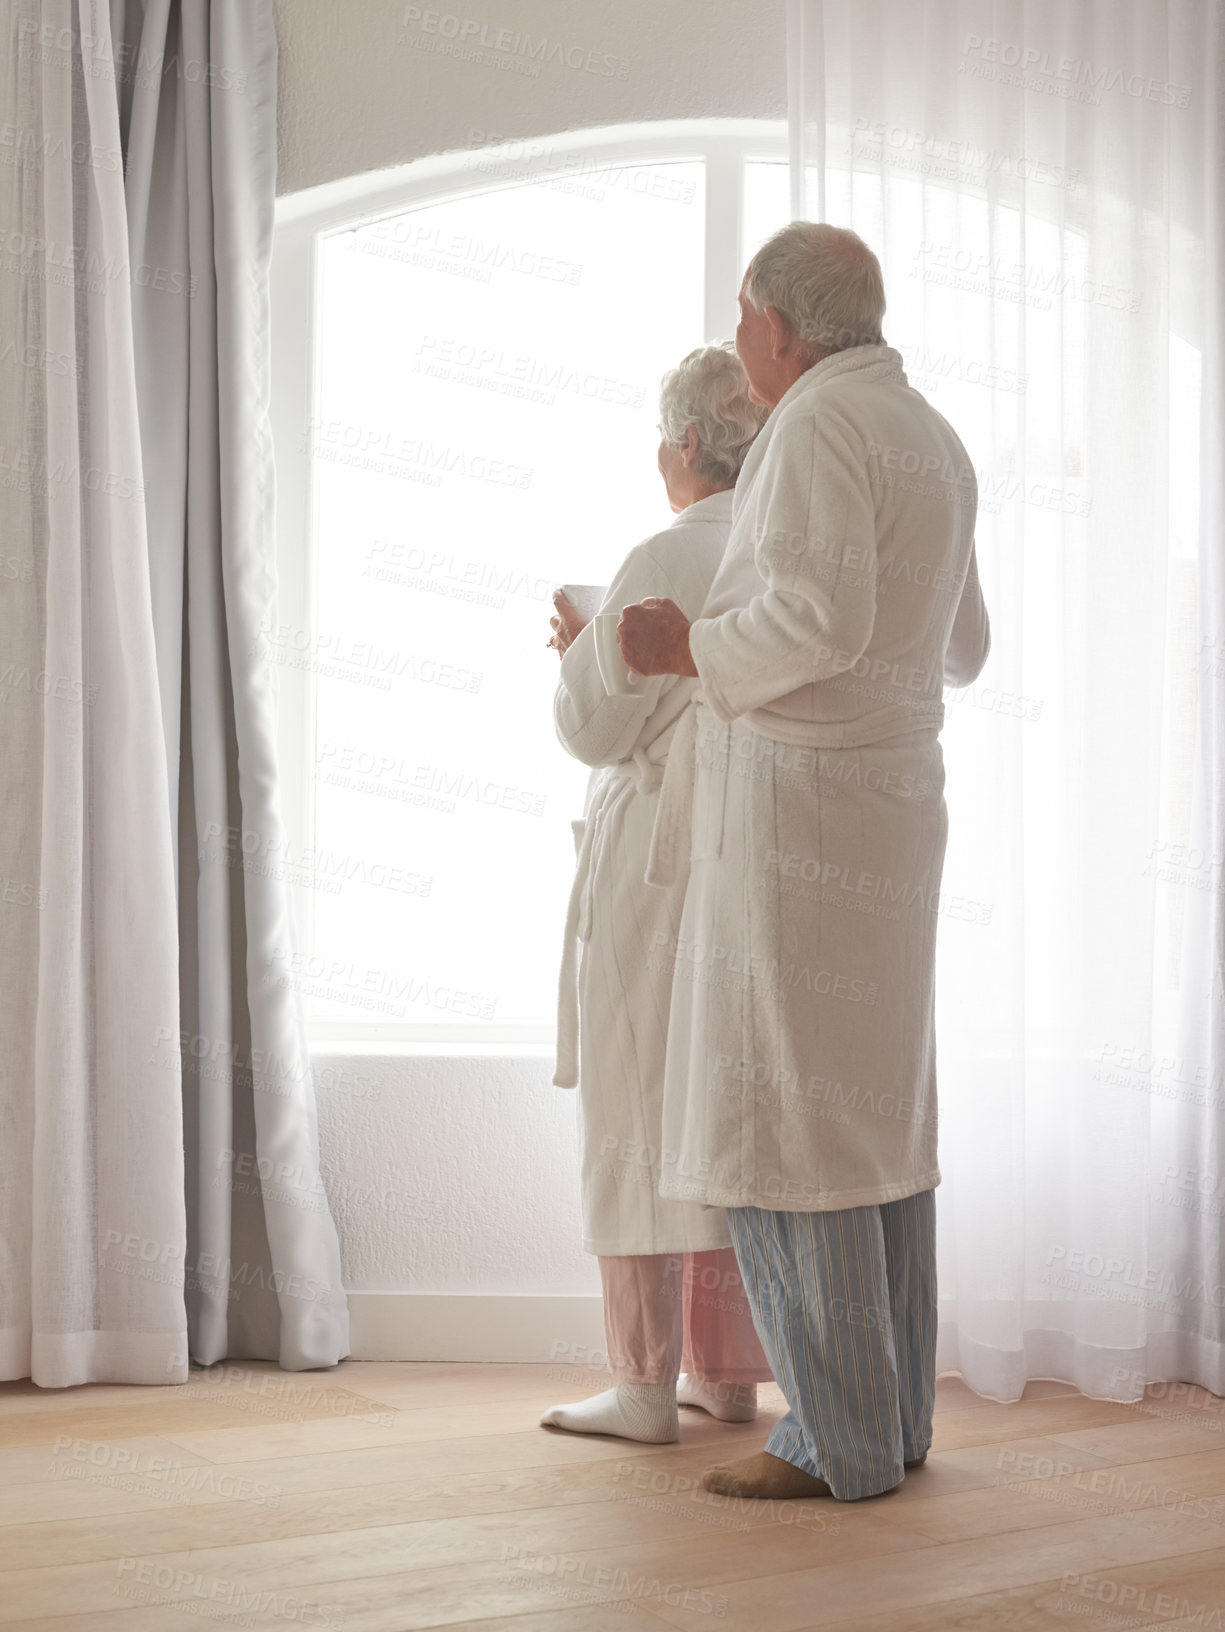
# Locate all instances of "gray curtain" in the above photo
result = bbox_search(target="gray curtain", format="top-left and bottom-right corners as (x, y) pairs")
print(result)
(114, 0), (348, 1368)
(0, 0), (188, 1387)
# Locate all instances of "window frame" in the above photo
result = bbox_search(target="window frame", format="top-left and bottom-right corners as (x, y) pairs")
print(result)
(270, 119), (787, 1050)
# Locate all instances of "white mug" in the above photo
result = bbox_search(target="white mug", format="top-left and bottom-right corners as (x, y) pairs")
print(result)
(559, 583), (607, 623)
(592, 611), (642, 696)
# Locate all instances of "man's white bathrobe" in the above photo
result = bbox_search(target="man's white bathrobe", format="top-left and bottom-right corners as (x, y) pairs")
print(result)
(554, 489), (741, 1256)
(651, 344), (990, 1214)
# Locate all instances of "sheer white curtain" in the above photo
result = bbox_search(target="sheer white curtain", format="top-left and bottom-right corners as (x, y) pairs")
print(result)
(788, 0), (1224, 1400)
(0, 0), (187, 1385)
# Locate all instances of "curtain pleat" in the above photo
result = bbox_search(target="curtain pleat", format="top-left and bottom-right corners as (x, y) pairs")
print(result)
(115, 0), (348, 1369)
(0, 0), (347, 1384)
(0, 0), (188, 1387)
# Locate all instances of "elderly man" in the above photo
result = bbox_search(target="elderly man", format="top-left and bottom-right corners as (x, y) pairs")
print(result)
(619, 222), (990, 1503)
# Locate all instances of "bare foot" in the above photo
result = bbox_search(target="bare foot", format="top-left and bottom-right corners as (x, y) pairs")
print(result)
(702, 1450), (832, 1499)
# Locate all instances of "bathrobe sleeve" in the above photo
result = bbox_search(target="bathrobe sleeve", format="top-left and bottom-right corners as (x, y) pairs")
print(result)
(688, 407), (878, 722)
(944, 542), (991, 687)
(553, 542), (682, 767)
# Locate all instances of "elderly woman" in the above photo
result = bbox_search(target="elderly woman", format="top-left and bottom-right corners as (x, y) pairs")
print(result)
(541, 345), (772, 1445)
(618, 225), (991, 1501)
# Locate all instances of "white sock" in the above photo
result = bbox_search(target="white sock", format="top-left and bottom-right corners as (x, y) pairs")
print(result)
(540, 1383), (679, 1443)
(676, 1373), (758, 1423)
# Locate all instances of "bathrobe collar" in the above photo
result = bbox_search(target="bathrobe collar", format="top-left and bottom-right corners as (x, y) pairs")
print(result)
(670, 488), (736, 526)
(770, 343), (908, 419)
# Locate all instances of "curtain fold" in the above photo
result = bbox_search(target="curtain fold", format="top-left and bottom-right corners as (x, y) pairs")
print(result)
(787, 0), (1224, 1400)
(0, 0), (188, 1387)
(0, 0), (346, 1384)
(114, 0), (348, 1369)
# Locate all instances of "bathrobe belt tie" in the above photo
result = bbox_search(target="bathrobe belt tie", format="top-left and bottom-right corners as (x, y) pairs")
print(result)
(553, 754), (667, 1090)
(645, 704), (698, 888)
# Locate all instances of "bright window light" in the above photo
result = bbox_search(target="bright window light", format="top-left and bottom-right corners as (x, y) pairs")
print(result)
(274, 123), (1201, 1058)
(306, 162), (705, 1036)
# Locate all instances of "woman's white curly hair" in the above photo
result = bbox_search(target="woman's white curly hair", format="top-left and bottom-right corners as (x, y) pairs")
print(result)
(658, 343), (766, 484)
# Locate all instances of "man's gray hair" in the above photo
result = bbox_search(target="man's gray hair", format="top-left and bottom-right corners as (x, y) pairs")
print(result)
(743, 222), (886, 353)
(658, 343), (766, 484)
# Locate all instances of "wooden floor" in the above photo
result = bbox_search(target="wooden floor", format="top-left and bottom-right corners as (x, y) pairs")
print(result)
(2, 1363), (1225, 1630)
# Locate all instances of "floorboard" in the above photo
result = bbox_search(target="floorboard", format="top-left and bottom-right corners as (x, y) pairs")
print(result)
(0, 1363), (1221, 1630)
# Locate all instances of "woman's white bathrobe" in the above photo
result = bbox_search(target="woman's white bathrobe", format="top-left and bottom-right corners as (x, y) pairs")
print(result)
(554, 489), (738, 1256)
(651, 345), (991, 1214)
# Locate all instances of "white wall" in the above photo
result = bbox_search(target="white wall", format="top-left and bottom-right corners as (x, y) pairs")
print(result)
(313, 1050), (610, 1361)
(314, 1050), (589, 1292)
(274, 0), (785, 1358)
(274, 0), (785, 195)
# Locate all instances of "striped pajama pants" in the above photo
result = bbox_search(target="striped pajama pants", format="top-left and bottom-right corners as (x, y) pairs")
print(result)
(726, 1188), (937, 1501)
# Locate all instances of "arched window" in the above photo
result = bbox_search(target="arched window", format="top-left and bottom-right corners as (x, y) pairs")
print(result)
(271, 122), (790, 1045)
(271, 118), (1201, 1052)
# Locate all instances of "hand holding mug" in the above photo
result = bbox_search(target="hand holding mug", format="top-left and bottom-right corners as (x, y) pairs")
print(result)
(548, 589), (586, 656)
(617, 597), (697, 678)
